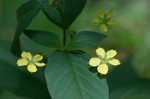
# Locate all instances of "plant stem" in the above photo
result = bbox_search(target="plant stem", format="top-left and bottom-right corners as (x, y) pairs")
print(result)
(63, 29), (66, 47)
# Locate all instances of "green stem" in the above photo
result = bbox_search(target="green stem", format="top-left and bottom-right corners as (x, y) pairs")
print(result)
(63, 29), (66, 47)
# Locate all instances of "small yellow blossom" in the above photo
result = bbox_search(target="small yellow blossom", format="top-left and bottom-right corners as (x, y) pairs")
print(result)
(17, 51), (46, 73)
(89, 47), (120, 75)
(92, 9), (116, 33)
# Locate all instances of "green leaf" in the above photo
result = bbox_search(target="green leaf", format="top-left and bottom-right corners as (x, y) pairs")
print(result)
(11, 0), (41, 55)
(0, 48), (50, 99)
(24, 30), (59, 48)
(42, 5), (63, 28)
(59, 0), (87, 28)
(69, 31), (106, 50)
(45, 51), (109, 99)
(20, 33), (56, 56)
(43, 0), (87, 29)
(16, 0), (40, 33)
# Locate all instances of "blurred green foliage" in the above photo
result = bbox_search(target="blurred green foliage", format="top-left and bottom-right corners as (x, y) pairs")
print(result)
(0, 0), (150, 99)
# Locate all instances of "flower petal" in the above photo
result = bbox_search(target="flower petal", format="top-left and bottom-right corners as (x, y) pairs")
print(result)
(33, 54), (43, 62)
(36, 62), (46, 67)
(17, 58), (28, 66)
(21, 51), (32, 60)
(96, 48), (105, 58)
(27, 64), (37, 73)
(97, 64), (108, 75)
(98, 10), (105, 18)
(107, 20), (116, 26)
(89, 57), (101, 67)
(106, 49), (117, 59)
(99, 24), (108, 33)
(92, 17), (100, 25)
(106, 10), (113, 19)
(108, 59), (120, 66)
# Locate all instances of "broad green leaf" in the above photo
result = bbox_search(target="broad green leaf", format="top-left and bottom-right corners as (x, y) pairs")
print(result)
(24, 30), (59, 48)
(43, 0), (87, 29)
(0, 48), (50, 99)
(45, 51), (109, 99)
(0, 40), (11, 49)
(11, 0), (41, 55)
(42, 5), (63, 28)
(16, 0), (40, 33)
(69, 31), (106, 50)
(59, 0), (87, 28)
(20, 33), (56, 56)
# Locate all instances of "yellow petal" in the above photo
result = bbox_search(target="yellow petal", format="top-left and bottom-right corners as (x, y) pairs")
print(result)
(98, 10), (105, 18)
(21, 51), (32, 60)
(100, 24), (108, 33)
(96, 48), (105, 58)
(33, 54), (43, 62)
(92, 18), (100, 25)
(89, 57), (101, 67)
(36, 62), (46, 67)
(106, 10), (113, 19)
(17, 58), (28, 66)
(97, 64), (108, 75)
(107, 20), (116, 25)
(106, 49), (117, 58)
(27, 64), (37, 73)
(108, 59), (120, 66)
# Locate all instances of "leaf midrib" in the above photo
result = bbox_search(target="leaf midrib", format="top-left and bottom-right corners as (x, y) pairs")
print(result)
(66, 53), (84, 99)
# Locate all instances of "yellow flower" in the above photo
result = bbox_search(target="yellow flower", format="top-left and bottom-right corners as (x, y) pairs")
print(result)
(89, 47), (120, 75)
(17, 51), (46, 73)
(92, 9), (116, 33)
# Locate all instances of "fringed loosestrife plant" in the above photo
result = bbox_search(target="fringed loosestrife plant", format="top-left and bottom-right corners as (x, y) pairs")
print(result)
(4, 0), (121, 98)
(17, 51), (46, 73)
(92, 9), (116, 32)
(89, 48), (120, 75)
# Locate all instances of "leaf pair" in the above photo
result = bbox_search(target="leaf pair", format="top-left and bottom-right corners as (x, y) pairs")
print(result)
(11, 0), (87, 55)
(23, 30), (105, 53)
